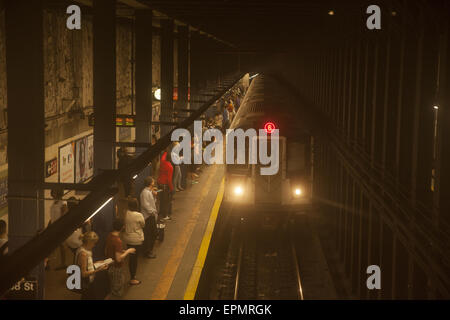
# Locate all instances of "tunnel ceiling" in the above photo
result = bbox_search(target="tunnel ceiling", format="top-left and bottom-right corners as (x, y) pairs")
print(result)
(138, 0), (406, 52)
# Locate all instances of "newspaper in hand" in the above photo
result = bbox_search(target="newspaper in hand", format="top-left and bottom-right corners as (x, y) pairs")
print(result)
(94, 258), (114, 269)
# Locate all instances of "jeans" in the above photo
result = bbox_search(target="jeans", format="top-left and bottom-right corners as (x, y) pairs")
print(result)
(143, 216), (157, 255)
(173, 165), (182, 189)
(127, 244), (141, 279)
(181, 164), (188, 189)
(159, 184), (172, 218)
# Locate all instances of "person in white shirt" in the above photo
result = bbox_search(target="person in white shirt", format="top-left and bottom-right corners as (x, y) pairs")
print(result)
(123, 198), (145, 284)
(66, 228), (83, 256)
(48, 188), (68, 269)
(139, 177), (158, 259)
(171, 141), (184, 191)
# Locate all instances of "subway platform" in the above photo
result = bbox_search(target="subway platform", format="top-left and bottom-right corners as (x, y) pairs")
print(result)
(44, 164), (225, 300)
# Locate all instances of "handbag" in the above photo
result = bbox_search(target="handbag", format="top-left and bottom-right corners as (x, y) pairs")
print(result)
(157, 222), (165, 242)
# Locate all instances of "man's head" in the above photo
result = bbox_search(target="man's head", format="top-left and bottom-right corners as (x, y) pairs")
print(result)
(117, 148), (124, 158)
(144, 176), (154, 188)
(112, 218), (124, 232)
(127, 197), (139, 211)
(0, 220), (6, 236)
(67, 196), (78, 211)
(50, 187), (64, 200)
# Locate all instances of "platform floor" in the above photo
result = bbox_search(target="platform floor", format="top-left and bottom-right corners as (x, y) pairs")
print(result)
(44, 164), (225, 300)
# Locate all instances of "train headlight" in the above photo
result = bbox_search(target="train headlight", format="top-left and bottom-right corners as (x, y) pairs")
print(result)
(294, 188), (303, 197)
(234, 186), (244, 196)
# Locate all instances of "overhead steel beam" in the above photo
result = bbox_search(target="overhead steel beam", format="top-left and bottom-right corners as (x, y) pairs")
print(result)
(70, 0), (236, 48)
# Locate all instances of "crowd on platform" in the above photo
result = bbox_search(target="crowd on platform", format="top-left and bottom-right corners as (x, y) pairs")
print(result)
(0, 83), (247, 300)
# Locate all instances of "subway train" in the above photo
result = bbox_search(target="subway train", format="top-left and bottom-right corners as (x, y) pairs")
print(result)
(223, 73), (314, 213)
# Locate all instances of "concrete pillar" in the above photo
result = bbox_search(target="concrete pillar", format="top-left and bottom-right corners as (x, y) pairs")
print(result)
(5, 0), (45, 299)
(135, 10), (153, 144)
(190, 31), (201, 110)
(93, 0), (116, 259)
(177, 25), (189, 111)
(160, 19), (174, 137)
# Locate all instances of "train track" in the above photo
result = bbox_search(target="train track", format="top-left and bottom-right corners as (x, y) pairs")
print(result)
(215, 217), (304, 300)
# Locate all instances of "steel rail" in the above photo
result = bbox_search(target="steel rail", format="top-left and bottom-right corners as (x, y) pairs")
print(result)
(233, 239), (244, 300)
(290, 233), (304, 300)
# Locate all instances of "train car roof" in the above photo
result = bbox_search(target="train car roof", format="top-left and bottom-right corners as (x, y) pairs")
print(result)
(230, 73), (311, 139)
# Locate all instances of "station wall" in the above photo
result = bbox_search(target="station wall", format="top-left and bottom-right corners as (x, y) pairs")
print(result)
(0, 7), (167, 239)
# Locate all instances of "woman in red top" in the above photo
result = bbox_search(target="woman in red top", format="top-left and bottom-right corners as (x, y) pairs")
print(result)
(158, 150), (173, 221)
(105, 218), (136, 296)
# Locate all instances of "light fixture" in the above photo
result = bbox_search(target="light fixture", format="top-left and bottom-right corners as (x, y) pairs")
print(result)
(234, 186), (244, 196)
(294, 188), (303, 197)
(433, 105), (439, 110)
(85, 197), (113, 222)
(133, 174), (138, 180)
(154, 88), (161, 101)
(328, 10), (335, 16)
(264, 122), (276, 134)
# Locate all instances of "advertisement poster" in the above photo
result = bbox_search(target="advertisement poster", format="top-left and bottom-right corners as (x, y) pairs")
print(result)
(59, 142), (75, 183)
(75, 134), (94, 183)
(75, 137), (93, 183)
(87, 134), (94, 178)
(45, 158), (57, 178)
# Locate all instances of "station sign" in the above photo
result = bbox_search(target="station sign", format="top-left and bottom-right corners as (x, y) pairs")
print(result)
(5, 277), (38, 300)
(116, 115), (135, 127)
(88, 114), (136, 127)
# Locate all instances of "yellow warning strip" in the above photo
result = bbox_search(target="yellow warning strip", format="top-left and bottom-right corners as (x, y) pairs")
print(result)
(184, 178), (225, 300)
(150, 167), (217, 300)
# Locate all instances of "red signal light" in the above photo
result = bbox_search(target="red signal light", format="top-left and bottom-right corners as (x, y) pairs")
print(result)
(264, 122), (276, 134)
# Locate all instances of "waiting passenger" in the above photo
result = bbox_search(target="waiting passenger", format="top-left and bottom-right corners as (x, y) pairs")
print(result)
(65, 197), (83, 263)
(123, 197), (145, 282)
(75, 231), (109, 300)
(48, 188), (68, 270)
(227, 101), (235, 123)
(105, 218), (136, 297)
(139, 178), (158, 258)
(151, 134), (160, 179)
(189, 138), (200, 184)
(171, 142), (184, 191)
(158, 150), (174, 221)
(49, 188), (68, 225)
(222, 106), (230, 131)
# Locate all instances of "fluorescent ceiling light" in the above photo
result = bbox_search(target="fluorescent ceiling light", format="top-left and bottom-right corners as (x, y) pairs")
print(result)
(85, 197), (113, 222)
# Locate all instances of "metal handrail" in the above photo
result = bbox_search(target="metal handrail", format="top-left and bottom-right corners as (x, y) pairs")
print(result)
(233, 240), (244, 300)
(290, 238), (304, 300)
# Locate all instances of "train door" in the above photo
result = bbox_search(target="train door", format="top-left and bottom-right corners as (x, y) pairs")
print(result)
(253, 136), (286, 205)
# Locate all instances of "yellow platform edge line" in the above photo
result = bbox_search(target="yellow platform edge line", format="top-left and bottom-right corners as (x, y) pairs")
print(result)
(183, 178), (225, 300)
